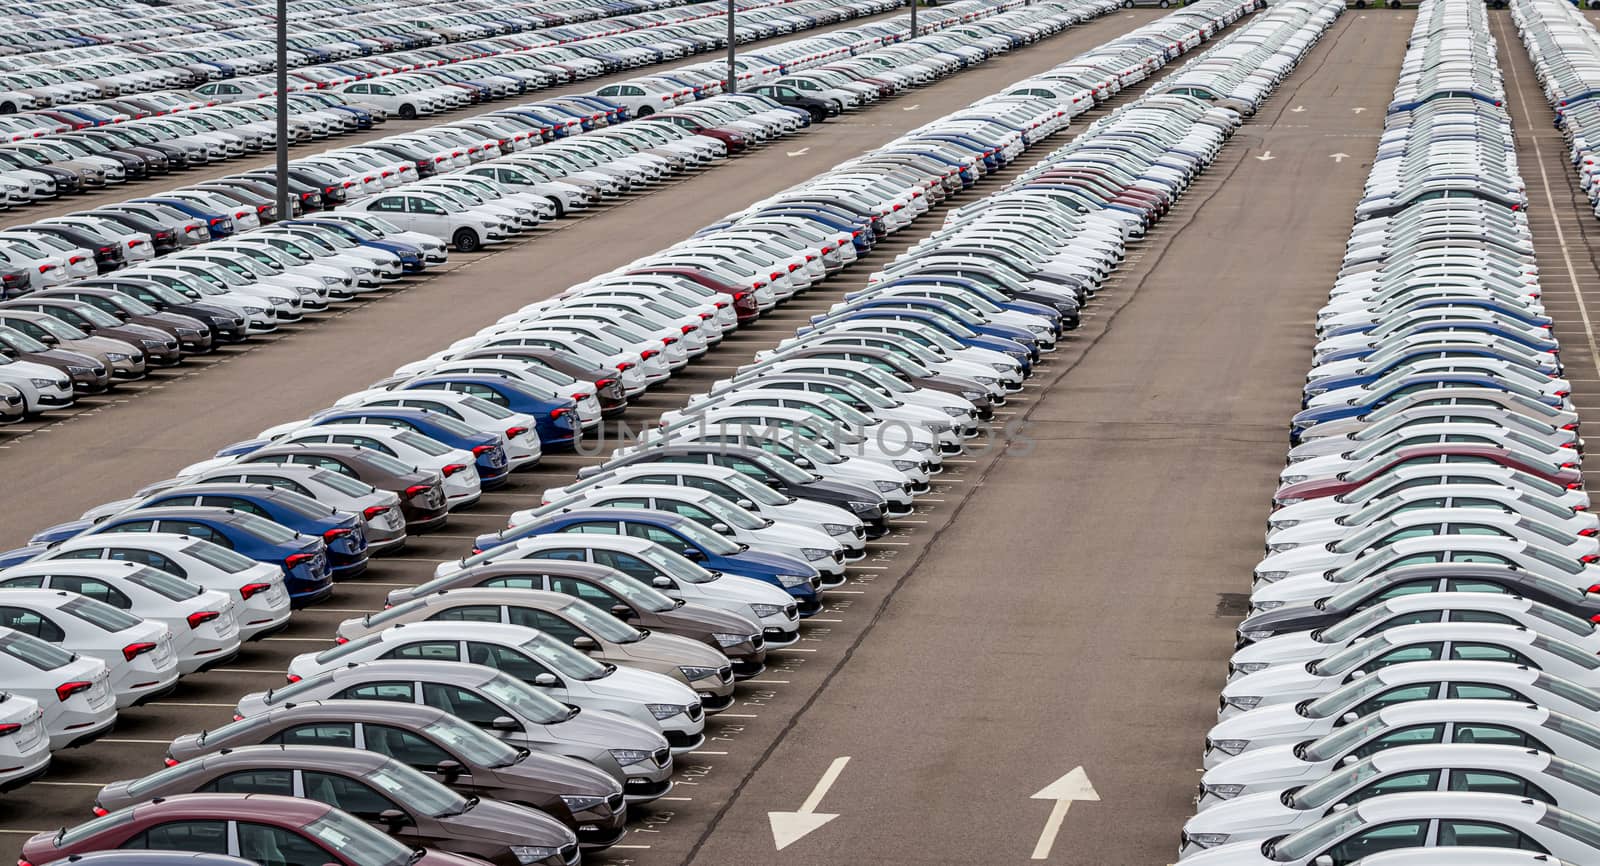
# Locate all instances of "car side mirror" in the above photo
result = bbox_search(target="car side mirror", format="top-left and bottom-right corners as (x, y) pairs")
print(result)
(1341, 711), (1359, 724)
(491, 715), (520, 731)
(36, 333), (57, 345)
(1330, 802), (1349, 812)
(794, 457), (812, 468)
(571, 635), (598, 652)
(434, 759), (463, 780)
(651, 575), (673, 589)
(1348, 669), (1366, 679)
(736, 499), (755, 509)
(711, 522), (731, 535)
(610, 603), (636, 619)
(1340, 755), (1358, 766)
(1312, 856), (1334, 866)
(377, 809), (410, 827)
(681, 547), (704, 561)
(533, 673), (559, 687)
(0, 346), (14, 357)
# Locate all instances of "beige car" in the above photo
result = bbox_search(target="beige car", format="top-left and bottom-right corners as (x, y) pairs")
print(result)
(335, 588), (739, 710)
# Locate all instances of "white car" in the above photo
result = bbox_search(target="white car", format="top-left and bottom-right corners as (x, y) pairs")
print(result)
(0, 691), (49, 789)
(34, 533), (291, 641)
(286, 621), (707, 752)
(1202, 661), (1600, 771)
(1228, 592), (1600, 680)
(1218, 622), (1600, 720)
(0, 626), (116, 751)
(1181, 744), (1600, 858)
(0, 561), (240, 676)
(1265, 464), (1591, 531)
(350, 190), (511, 253)
(331, 387), (544, 469)
(1264, 485), (1598, 552)
(0, 587), (180, 710)
(251, 423), (483, 510)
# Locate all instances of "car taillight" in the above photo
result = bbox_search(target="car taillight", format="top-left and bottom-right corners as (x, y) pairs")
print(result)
(122, 641), (158, 661)
(323, 527), (353, 542)
(285, 551), (318, 570)
(98, 245), (114, 254)
(91, 806), (109, 817)
(38, 264), (53, 273)
(163, 756), (180, 767)
(769, 272), (782, 280)
(187, 611), (221, 630)
(1585, 556), (1600, 565)
(640, 349), (658, 359)
(506, 426), (530, 438)
(404, 484), (430, 499)
(128, 239), (143, 247)
(240, 582), (273, 600)
(56, 680), (93, 702)
(69, 255), (84, 264)
(681, 323), (696, 333)
(1572, 482), (1585, 490)
(286, 674), (302, 684)
(0, 723), (20, 737)
(335, 636), (350, 645)
(443, 463), (469, 476)
(471, 445), (497, 458)
(616, 361), (634, 371)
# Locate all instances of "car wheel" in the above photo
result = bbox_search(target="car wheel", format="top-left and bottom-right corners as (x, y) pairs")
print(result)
(1158, 0), (1170, 7)
(1121, 0), (1132, 7)
(635, 106), (653, 117)
(452, 228), (481, 253)
(546, 196), (565, 218)
(808, 107), (827, 123)
(398, 103), (417, 120)
(0, 102), (13, 115)
(1352, 0), (1365, 6)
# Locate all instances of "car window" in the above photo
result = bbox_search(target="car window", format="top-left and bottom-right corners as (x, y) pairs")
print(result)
(0, 607), (64, 642)
(158, 520), (229, 547)
(1323, 821), (1429, 863)
(428, 605), (502, 622)
(198, 495), (271, 518)
(1447, 682), (1524, 701)
(1447, 610), (1518, 626)
(338, 682), (414, 702)
(550, 576), (624, 609)
(108, 548), (184, 577)
(122, 821), (229, 855)
(271, 723), (357, 749)
(1436, 820), (1546, 851)
(420, 682), (501, 727)
(302, 771), (398, 819)
(592, 550), (657, 581)
(362, 724), (451, 768)
(1454, 723), (1547, 749)
(1354, 683), (1441, 716)
(1352, 769), (1440, 802)
(237, 821), (334, 866)
(204, 769), (295, 796)
(507, 607), (582, 644)
(383, 640), (461, 662)
(51, 576), (132, 609)
(1449, 642), (1534, 665)
(1448, 770), (1553, 802)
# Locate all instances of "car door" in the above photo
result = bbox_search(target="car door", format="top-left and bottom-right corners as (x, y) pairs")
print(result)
(235, 820), (344, 866)
(153, 518), (235, 549)
(381, 639), (463, 663)
(0, 606), (64, 642)
(122, 819), (231, 855)
(365, 195), (412, 231)
(299, 769), (407, 825)
(269, 721), (358, 750)
(405, 196), (451, 237)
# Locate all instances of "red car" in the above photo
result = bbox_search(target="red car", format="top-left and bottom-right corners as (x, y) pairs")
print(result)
(1273, 444), (1583, 508)
(625, 266), (759, 323)
(21, 794), (490, 866)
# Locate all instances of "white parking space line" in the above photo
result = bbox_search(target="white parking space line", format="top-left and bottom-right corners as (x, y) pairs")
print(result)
(744, 680), (791, 685)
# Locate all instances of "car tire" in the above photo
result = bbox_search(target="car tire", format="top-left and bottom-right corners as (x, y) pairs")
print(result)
(399, 103), (418, 120)
(546, 196), (565, 218)
(1158, 0), (1170, 7)
(808, 107), (827, 123)
(0, 102), (13, 115)
(1121, 0), (1133, 7)
(452, 228), (481, 253)
(635, 106), (654, 117)
(1352, 0), (1365, 6)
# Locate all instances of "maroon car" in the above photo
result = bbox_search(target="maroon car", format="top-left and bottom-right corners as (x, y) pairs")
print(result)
(624, 266), (759, 323)
(1273, 444), (1583, 508)
(227, 443), (450, 532)
(20, 794), (492, 866)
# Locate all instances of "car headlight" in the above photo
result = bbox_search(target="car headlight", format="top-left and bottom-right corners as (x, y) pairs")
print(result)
(609, 748), (652, 767)
(1269, 520), (1300, 530)
(559, 794), (610, 813)
(242, 305), (267, 315)
(942, 406), (968, 417)
(1281, 475), (1308, 485)
(891, 459), (920, 471)
(678, 665), (719, 681)
(1277, 498), (1305, 507)
(321, 275), (342, 285)
(510, 846), (559, 864)
(1186, 833), (1230, 849)
(846, 500), (877, 514)
(1201, 782), (1247, 799)
(1231, 662), (1269, 676)
(973, 375), (998, 385)
(351, 266), (371, 274)
(776, 573), (811, 588)
(710, 632), (748, 648)
(749, 603), (786, 619)
(991, 362), (1012, 372)
(800, 547), (830, 561)
(66, 365), (92, 375)
(1253, 601), (1285, 612)
(646, 703), (686, 720)
(1222, 696), (1261, 712)
(821, 523), (852, 537)
(1239, 630), (1274, 642)
(1255, 571), (1289, 583)
(28, 378), (55, 388)
(1207, 740), (1250, 757)
(481, 220), (498, 228)
(873, 480), (903, 492)
(104, 352), (130, 362)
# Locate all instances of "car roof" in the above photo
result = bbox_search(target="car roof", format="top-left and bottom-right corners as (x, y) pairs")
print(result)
(199, 743), (388, 772)
(263, 698), (448, 725)
(406, 586), (574, 610)
(131, 792), (330, 821)
(1370, 743), (1551, 775)
(1353, 790), (1547, 821)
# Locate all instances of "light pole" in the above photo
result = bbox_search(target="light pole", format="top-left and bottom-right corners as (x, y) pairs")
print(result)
(910, 0), (918, 39)
(275, 0), (289, 220)
(726, 0), (737, 94)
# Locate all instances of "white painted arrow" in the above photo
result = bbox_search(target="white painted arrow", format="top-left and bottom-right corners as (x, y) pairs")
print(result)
(768, 756), (850, 851)
(1029, 767), (1099, 860)
(1330, 152), (1350, 163)
(1290, 105), (1306, 113)
(787, 147), (811, 157)
(1351, 106), (1366, 114)
(903, 104), (921, 111)
(1254, 150), (1275, 161)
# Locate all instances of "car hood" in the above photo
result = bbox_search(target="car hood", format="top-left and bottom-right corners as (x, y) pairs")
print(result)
(1185, 792), (1305, 836)
(545, 704), (664, 751)
(610, 631), (726, 669)
(1200, 744), (1329, 797)
(434, 798), (574, 848)
(649, 600), (758, 637)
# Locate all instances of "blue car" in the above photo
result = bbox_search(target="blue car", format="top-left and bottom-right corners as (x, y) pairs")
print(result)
(396, 374), (580, 450)
(282, 219), (426, 272)
(1313, 320), (1561, 365)
(469, 508), (826, 614)
(135, 485), (368, 577)
(1303, 348), (1564, 404)
(1320, 302), (1553, 338)
(1290, 373), (1565, 442)
(81, 506), (333, 606)
(218, 407), (512, 488)
(800, 308), (1034, 372)
(819, 296), (1047, 351)
(134, 197), (235, 239)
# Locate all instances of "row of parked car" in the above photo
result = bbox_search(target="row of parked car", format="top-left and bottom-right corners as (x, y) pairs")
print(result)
(0, 0), (907, 203)
(0, 0), (1051, 424)
(0, 3), (1268, 864)
(1512, 0), (1600, 215)
(1180, 3), (1600, 864)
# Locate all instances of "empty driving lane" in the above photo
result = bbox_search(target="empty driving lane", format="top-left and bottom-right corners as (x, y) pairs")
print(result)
(1497, 15), (1600, 491)
(0, 7), (1171, 549)
(677, 11), (1410, 866)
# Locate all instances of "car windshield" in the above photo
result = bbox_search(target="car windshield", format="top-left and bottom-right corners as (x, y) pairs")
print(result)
(0, 326), (48, 353)
(1312, 634), (1397, 676)
(59, 596), (141, 631)
(1268, 810), (1369, 861)
(0, 630), (72, 669)
(311, 470), (378, 497)
(694, 495), (763, 530)
(559, 598), (646, 643)
(638, 544), (718, 584)
(396, 431), (451, 457)
(302, 810), (412, 866)
(479, 673), (572, 724)
(1289, 756), (1384, 808)
(71, 305), (122, 328)
(233, 511), (299, 544)
(597, 571), (677, 612)
(1317, 603), (1407, 643)
(660, 514), (740, 554)
(718, 472), (787, 505)
(1302, 713), (1392, 761)
(1305, 675), (1392, 719)
(520, 632), (610, 680)
(420, 716), (522, 767)
(127, 566), (203, 600)
(365, 761), (466, 818)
